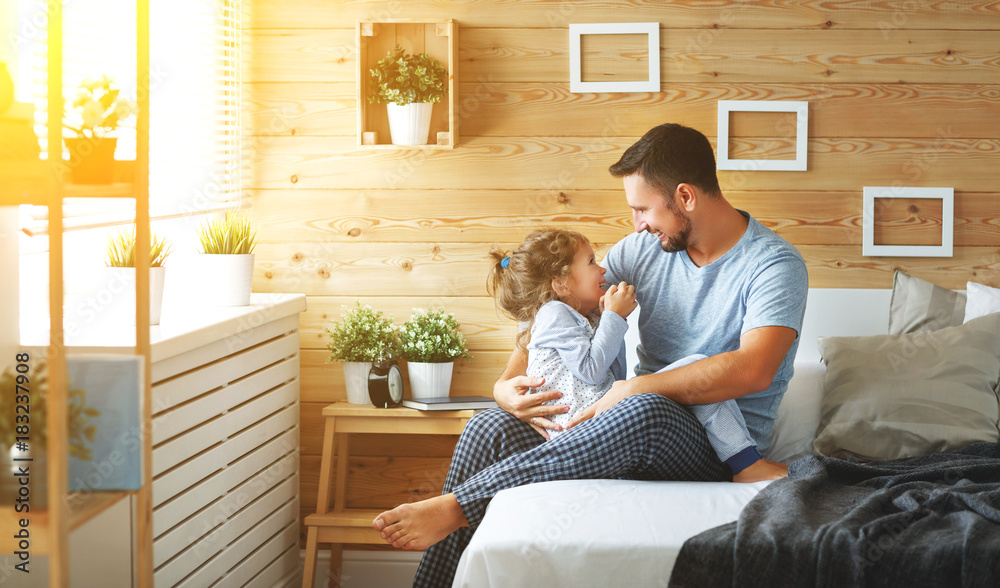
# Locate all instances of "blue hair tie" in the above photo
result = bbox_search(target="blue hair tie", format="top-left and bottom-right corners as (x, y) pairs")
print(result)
(500, 256), (511, 269)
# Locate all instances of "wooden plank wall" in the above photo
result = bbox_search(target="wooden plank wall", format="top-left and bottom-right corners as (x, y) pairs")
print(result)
(242, 0), (1000, 546)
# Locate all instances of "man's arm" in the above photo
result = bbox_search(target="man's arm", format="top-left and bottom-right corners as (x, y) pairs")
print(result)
(493, 346), (569, 435)
(567, 325), (796, 426)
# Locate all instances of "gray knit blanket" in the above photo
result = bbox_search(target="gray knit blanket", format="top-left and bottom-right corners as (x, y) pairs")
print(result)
(668, 441), (1000, 588)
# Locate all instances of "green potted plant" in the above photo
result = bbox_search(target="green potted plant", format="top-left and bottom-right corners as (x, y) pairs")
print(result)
(367, 45), (448, 146)
(399, 307), (472, 399)
(105, 225), (172, 324)
(326, 301), (400, 404)
(0, 361), (99, 507)
(63, 75), (136, 184)
(196, 211), (259, 306)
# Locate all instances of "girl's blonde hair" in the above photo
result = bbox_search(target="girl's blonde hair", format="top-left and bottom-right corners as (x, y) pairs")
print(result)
(487, 228), (589, 349)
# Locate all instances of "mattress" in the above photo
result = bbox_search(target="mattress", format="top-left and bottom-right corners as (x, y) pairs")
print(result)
(453, 478), (771, 587)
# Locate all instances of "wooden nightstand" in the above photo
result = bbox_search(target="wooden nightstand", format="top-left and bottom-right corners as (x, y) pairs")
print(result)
(302, 402), (477, 588)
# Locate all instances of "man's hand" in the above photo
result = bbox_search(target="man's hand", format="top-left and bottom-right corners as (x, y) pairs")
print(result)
(565, 379), (634, 429)
(494, 375), (569, 439)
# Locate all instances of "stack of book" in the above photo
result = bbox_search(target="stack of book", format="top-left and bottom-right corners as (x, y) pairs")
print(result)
(401, 396), (498, 411)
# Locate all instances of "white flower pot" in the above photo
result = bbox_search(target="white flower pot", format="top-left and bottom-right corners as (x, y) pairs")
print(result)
(386, 102), (433, 146)
(343, 361), (373, 405)
(197, 253), (254, 306)
(407, 361), (454, 400)
(106, 266), (166, 325)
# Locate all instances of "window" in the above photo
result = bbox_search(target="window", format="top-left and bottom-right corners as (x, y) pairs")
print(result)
(17, 0), (241, 233)
(15, 0), (241, 335)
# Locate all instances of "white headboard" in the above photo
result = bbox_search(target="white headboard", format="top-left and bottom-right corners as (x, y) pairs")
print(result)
(624, 288), (894, 374)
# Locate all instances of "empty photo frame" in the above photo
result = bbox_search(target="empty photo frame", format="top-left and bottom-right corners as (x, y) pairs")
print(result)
(569, 22), (660, 93)
(717, 100), (809, 171)
(862, 186), (954, 257)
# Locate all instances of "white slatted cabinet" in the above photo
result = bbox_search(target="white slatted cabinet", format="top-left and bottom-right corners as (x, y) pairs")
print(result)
(149, 296), (305, 587)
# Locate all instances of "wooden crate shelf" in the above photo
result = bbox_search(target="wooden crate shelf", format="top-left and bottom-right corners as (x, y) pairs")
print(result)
(356, 19), (457, 149)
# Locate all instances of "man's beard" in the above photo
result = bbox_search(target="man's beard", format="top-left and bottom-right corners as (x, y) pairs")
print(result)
(658, 214), (692, 253)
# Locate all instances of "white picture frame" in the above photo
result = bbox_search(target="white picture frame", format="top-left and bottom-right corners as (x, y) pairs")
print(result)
(716, 100), (809, 171)
(862, 186), (954, 257)
(569, 22), (660, 93)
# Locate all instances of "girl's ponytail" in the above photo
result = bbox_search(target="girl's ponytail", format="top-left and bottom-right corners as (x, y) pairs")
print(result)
(486, 229), (587, 350)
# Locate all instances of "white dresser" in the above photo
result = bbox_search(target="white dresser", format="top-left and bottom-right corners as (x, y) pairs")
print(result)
(149, 293), (305, 587)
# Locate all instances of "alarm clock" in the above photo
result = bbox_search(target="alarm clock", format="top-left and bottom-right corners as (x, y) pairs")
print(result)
(368, 359), (404, 408)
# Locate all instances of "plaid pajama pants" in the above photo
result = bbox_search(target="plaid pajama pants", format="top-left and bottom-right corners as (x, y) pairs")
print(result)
(412, 393), (730, 587)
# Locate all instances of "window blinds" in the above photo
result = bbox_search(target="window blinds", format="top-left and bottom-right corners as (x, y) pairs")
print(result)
(18, 0), (241, 233)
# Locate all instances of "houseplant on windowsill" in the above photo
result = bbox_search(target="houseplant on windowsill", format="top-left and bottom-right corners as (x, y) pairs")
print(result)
(0, 361), (99, 508)
(196, 211), (259, 306)
(105, 225), (172, 325)
(64, 75), (136, 184)
(368, 45), (448, 146)
(326, 301), (400, 405)
(399, 307), (472, 399)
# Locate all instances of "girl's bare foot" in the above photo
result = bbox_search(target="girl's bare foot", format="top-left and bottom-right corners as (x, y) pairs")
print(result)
(371, 493), (468, 550)
(732, 458), (788, 483)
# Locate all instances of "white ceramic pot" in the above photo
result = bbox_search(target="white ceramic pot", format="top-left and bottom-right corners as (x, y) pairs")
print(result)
(342, 361), (374, 405)
(386, 102), (433, 146)
(106, 266), (166, 325)
(198, 253), (254, 306)
(406, 361), (454, 400)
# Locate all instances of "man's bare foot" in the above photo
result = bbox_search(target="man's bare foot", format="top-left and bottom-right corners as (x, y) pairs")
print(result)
(732, 458), (788, 483)
(371, 493), (468, 550)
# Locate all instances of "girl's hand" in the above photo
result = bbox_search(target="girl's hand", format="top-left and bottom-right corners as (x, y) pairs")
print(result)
(603, 281), (637, 319)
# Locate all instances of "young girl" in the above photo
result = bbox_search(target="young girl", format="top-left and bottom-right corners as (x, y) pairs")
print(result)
(488, 229), (768, 479)
(488, 228), (636, 437)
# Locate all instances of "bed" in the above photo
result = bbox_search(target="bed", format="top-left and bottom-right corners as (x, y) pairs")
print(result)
(452, 278), (1000, 587)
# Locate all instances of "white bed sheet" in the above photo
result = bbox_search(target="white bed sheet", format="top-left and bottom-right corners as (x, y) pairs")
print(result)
(453, 478), (770, 588)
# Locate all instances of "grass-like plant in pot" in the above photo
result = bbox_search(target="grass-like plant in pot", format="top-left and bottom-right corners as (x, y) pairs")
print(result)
(63, 75), (136, 184)
(0, 361), (99, 507)
(367, 45), (448, 146)
(105, 225), (172, 324)
(399, 307), (472, 399)
(326, 301), (400, 404)
(196, 211), (259, 306)
(105, 225), (172, 268)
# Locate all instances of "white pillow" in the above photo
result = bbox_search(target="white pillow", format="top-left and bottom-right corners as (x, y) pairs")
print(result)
(964, 281), (1000, 323)
(765, 361), (825, 464)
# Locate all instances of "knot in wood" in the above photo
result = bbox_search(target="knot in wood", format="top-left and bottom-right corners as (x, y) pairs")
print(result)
(348, 228), (361, 237)
(265, 271), (273, 279)
(318, 267), (330, 279)
(291, 252), (304, 263)
(558, 192), (570, 205)
(290, 174), (299, 184)
(907, 204), (919, 214)
(401, 261), (414, 271)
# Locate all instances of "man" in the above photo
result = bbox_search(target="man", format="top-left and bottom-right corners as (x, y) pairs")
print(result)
(373, 123), (809, 587)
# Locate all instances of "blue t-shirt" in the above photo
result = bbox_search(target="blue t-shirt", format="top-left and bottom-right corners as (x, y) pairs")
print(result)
(602, 211), (808, 452)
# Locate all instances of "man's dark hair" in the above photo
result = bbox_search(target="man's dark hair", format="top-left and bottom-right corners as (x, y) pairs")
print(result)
(608, 123), (722, 202)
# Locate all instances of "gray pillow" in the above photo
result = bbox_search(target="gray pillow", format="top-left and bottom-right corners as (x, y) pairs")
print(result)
(888, 270), (966, 334)
(814, 312), (1000, 461)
